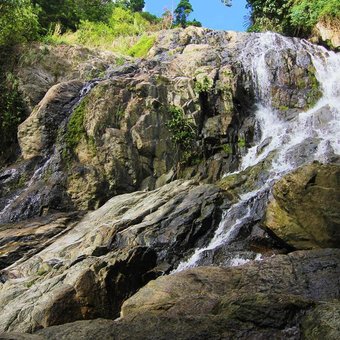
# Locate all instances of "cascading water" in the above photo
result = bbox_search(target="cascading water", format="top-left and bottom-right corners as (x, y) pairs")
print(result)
(0, 80), (100, 223)
(0, 61), (140, 224)
(174, 33), (340, 272)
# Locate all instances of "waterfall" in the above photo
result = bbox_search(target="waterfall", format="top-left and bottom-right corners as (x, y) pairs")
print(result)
(0, 61), (139, 224)
(0, 80), (99, 224)
(173, 33), (340, 272)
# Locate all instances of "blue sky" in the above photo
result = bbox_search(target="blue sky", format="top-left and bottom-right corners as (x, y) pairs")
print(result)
(144, 0), (250, 31)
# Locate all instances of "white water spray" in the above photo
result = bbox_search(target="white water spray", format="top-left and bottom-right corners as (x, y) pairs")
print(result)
(174, 33), (340, 272)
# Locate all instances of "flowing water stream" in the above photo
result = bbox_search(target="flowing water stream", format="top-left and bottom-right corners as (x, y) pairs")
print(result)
(0, 33), (339, 270)
(174, 33), (340, 272)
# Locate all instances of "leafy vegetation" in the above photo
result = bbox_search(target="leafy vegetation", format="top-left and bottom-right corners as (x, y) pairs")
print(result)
(166, 106), (196, 152)
(174, 0), (201, 28)
(244, 0), (340, 37)
(221, 0), (339, 40)
(0, 0), (39, 46)
(194, 75), (214, 94)
(174, 0), (193, 28)
(0, 48), (28, 164)
(127, 35), (156, 57)
(65, 99), (87, 151)
(238, 137), (246, 148)
(166, 106), (200, 166)
(45, 7), (159, 53)
(222, 144), (233, 154)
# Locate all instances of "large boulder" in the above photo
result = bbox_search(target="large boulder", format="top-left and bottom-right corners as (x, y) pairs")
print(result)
(0, 212), (79, 270)
(265, 162), (340, 249)
(2, 249), (339, 339)
(0, 180), (226, 332)
(313, 18), (340, 50)
(18, 80), (84, 159)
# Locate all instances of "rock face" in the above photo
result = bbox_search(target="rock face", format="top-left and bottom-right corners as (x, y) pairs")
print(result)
(0, 27), (339, 339)
(0, 180), (226, 332)
(15, 44), (120, 111)
(0, 212), (80, 270)
(1, 249), (338, 339)
(314, 18), (340, 50)
(18, 80), (84, 159)
(0, 28), (323, 219)
(265, 163), (340, 249)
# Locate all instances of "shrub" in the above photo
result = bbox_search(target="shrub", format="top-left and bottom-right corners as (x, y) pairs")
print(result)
(290, 0), (340, 34)
(0, 0), (39, 46)
(246, 0), (340, 37)
(127, 35), (155, 57)
(57, 7), (158, 53)
(0, 68), (28, 163)
(166, 106), (196, 151)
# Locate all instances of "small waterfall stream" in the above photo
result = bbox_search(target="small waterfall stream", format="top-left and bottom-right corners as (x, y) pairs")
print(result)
(0, 61), (140, 224)
(174, 33), (340, 272)
(0, 80), (100, 223)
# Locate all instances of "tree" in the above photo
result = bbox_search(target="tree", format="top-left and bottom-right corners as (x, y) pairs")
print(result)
(128, 0), (145, 12)
(174, 0), (193, 28)
(32, 0), (114, 33)
(221, 0), (232, 6)
(0, 0), (39, 45)
(74, 0), (114, 22)
(116, 0), (145, 12)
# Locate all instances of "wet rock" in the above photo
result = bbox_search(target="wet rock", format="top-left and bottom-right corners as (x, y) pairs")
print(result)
(285, 137), (319, 168)
(0, 180), (226, 332)
(313, 105), (335, 129)
(265, 163), (340, 249)
(119, 249), (339, 338)
(256, 136), (272, 154)
(265, 48), (322, 111)
(3, 28), (253, 213)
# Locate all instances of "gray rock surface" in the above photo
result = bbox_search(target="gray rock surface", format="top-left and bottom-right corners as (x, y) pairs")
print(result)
(0, 180), (226, 332)
(2, 249), (339, 339)
(4, 27), (322, 218)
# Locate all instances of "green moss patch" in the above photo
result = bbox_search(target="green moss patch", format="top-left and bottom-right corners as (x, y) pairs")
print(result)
(127, 35), (156, 58)
(65, 98), (88, 151)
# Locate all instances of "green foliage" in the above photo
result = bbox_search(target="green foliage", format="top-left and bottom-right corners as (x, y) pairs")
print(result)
(289, 0), (340, 35)
(245, 0), (340, 37)
(187, 19), (202, 27)
(68, 7), (155, 52)
(0, 0), (39, 46)
(0, 66), (27, 163)
(139, 11), (161, 24)
(305, 65), (322, 108)
(238, 137), (246, 148)
(166, 106), (196, 151)
(174, 0), (193, 28)
(113, 105), (125, 127)
(32, 0), (114, 33)
(127, 35), (155, 57)
(222, 144), (233, 154)
(117, 0), (145, 12)
(65, 99), (87, 151)
(195, 75), (214, 94)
